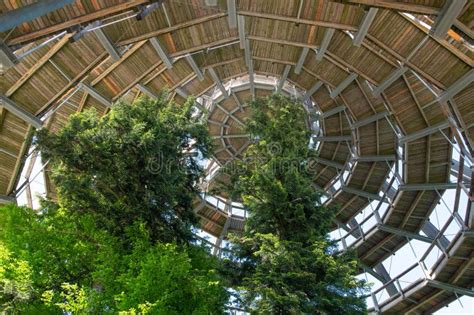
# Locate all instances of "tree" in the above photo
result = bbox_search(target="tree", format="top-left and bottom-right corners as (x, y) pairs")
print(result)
(221, 94), (367, 313)
(0, 95), (229, 313)
(35, 94), (211, 243)
(0, 243), (33, 312)
(0, 204), (228, 313)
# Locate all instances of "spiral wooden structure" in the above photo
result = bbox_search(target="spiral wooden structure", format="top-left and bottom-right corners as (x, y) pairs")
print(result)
(0, 1), (473, 313)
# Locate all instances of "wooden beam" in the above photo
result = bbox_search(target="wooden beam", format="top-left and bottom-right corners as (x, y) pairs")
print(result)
(170, 72), (196, 92)
(248, 35), (314, 49)
(314, 157), (345, 170)
(399, 121), (449, 144)
(351, 111), (388, 129)
(0, 195), (16, 204)
(438, 69), (474, 103)
(427, 280), (474, 297)
(0, 40), (18, 70)
(0, 107), (5, 130)
(353, 155), (395, 162)
(7, 126), (34, 194)
(294, 47), (310, 74)
(453, 19), (474, 40)
(325, 50), (378, 86)
(346, 0), (440, 15)
(78, 83), (112, 107)
(313, 135), (352, 142)
(185, 54), (204, 81)
(227, 0), (237, 28)
(398, 191), (424, 227)
(142, 65), (168, 85)
(150, 37), (173, 69)
(0, 95), (43, 128)
(248, 59), (255, 97)
(404, 290), (447, 314)
(6, 34), (72, 97)
(353, 8), (378, 47)
(401, 14), (473, 67)
(36, 52), (108, 116)
(366, 34), (445, 89)
(330, 73), (358, 98)
(432, 1), (467, 39)
(112, 61), (163, 101)
(316, 28), (335, 61)
(377, 224), (433, 243)
(137, 84), (158, 98)
(203, 57), (242, 70)
(248, 34), (377, 87)
(136, 1), (163, 20)
(168, 37), (239, 59)
(118, 13), (227, 46)
(399, 183), (457, 191)
(175, 87), (188, 99)
(277, 65), (291, 92)
(373, 66), (408, 97)
(403, 73), (430, 126)
(0, 147), (17, 158)
(360, 233), (395, 261)
(320, 105), (346, 119)
(239, 11), (358, 31)
(6, 0), (150, 45)
(91, 40), (147, 85)
(304, 81), (323, 99)
(342, 186), (385, 201)
(93, 28), (121, 61)
(208, 68), (228, 97)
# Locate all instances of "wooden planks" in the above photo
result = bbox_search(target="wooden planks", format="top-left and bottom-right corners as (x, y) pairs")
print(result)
(5, 34), (73, 97)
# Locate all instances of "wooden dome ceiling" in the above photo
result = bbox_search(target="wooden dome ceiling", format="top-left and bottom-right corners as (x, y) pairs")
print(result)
(0, 1), (473, 313)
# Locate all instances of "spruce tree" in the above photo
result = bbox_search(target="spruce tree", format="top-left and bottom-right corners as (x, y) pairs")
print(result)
(222, 94), (367, 314)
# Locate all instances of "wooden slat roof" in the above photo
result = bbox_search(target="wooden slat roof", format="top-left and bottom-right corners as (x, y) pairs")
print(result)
(0, 1), (472, 312)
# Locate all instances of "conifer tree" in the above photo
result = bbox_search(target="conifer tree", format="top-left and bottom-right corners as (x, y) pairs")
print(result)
(222, 94), (367, 314)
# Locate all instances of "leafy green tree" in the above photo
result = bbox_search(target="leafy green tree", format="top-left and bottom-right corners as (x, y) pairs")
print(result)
(0, 204), (228, 313)
(0, 243), (33, 312)
(113, 223), (228, 314)
(222, 94), (367, 313)
(35, 94), (212, 243)
(0, 203), (109, 313)
(0, 95), (228, 313)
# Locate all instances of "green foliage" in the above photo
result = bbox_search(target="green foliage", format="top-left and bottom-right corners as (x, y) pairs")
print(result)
(222, 94), (368, 313)
(115, 240), (227, 314)
(42, 283), (89, 313)
(227, 94), (332, 243)
(35, 95), (212, 243)
(0, 95), (228, 313)
(0, 243), (33, 311)
(0, 203), (102, 298)
(231, 234), (366, 314)
(0, 204), (102, 313)
(0, 204), (228, 313)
